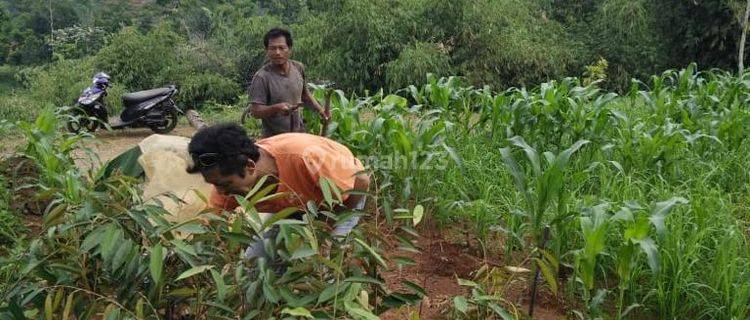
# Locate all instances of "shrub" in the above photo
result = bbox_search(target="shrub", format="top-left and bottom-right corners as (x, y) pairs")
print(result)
(294, 0), (406, 91)
(454, 0), (581, 88)
(0, 65), (21, 94)
(385, 42), (453, 90)
(49, 25), (110, 60)
(0, 170), (24, 247)
(95, 25), (182, 90)
(178, 72), (241, 108)
(590, 0), (668, 89)
(0, 93), (38, 123)
(0, 109), (424, 318)
(18, 57), (97, 108)
(208, 12), (284, 83)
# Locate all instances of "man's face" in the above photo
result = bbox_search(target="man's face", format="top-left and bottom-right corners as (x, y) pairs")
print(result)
(203, 162), (258, 197)
(266, 36), (291, 66)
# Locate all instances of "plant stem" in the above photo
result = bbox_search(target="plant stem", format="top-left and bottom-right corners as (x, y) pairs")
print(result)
(528, 226), (550, 317)
(617, 286), (625, 320)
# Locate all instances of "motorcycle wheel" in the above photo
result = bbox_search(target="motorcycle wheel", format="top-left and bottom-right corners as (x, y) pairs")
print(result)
(149, 107), (178, 134)
(66, 110), (99, 133)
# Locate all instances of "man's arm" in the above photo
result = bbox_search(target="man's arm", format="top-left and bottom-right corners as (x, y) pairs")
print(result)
(249, 102), (292, 119)
(302, 87), (328, 119)
(331, 172), (370, 237)
(295, 61), (329, 120)
(343, 172), (370, 210)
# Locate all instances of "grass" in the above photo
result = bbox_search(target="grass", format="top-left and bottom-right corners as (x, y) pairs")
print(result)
(386, 66), (750, 318)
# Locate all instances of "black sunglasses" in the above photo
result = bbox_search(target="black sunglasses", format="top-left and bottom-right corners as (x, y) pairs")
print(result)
(191, 152), (255, 168)
(192, 152), (222, 167)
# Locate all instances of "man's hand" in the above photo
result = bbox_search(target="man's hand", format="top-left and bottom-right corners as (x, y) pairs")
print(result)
(250, 102), (298, 119)
(276, 102), (300, 116)
(275, 102), (291, 115)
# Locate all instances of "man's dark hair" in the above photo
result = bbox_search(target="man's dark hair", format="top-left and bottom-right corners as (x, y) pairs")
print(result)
(187, 123), (260, 177)
(263, 28), (293, 48)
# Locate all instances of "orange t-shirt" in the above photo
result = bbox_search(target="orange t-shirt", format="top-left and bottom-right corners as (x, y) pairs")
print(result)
(209, 133), (364, 213)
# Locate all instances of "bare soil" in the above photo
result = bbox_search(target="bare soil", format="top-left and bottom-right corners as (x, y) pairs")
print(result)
(76, 125), (196, 163)
(377, 222), (568, 319)
(2, 125), (196, 163)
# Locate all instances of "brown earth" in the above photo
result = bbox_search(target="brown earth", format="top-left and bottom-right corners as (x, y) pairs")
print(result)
(377, 222), (567, 320)
(75, 125), (196, 163)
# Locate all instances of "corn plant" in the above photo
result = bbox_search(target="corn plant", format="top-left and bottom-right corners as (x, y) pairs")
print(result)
(451, 277), (515, 320)
(499, 136), (589, 316)
(574, 202), (611, 312)
(469, 78), (618, 151)
(570, 197), (687, 319)
(324, 88), (458, 217)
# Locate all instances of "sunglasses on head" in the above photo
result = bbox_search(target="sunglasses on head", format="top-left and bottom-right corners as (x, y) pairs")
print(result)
(193, 152), (222, 167)
(191, 152), (255, 169)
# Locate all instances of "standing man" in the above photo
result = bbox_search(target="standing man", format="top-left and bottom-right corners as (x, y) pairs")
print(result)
(248, 28), (329, 137)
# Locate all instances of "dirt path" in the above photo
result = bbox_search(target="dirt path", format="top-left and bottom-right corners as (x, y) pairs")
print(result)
(2, 125), (196, 163)
(80, 125), (196, 163)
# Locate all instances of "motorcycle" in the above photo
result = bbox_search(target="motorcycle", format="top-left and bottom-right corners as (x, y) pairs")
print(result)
(66, 72), (182, 134)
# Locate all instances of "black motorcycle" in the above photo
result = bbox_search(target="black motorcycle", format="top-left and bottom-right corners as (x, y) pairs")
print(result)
(66, 72), (182, 134)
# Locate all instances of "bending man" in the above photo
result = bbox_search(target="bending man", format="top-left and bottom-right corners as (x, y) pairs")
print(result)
(187, 123), (369, 239)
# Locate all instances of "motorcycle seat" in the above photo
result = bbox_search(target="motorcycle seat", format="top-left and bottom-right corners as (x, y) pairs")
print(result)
(122, 87), (174, 105)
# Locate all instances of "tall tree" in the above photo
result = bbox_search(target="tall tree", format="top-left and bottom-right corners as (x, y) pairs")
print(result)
(735, 0), (750, 72)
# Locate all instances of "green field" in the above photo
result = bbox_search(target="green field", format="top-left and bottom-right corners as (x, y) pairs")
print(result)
(2, 0), (750, 318)
(2, 65), (749, 319)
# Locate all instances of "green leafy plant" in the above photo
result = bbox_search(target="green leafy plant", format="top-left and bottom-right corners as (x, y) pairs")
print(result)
(0, 108), (425, 319)
(450, 264), (523, 320)
(500, 136), (589, 316)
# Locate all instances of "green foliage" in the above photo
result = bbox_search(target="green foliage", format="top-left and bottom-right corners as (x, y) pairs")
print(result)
(0, 169), (24, 247)
(188, 7), (282, 82)
(385, 42), (452, 90)
(179, 72), (241, 108)
(582, 58), (609, 86)
(387, 67), (750, 318)
(0, 65), (20, 93)
(3, 0), (750, 317)
(590, 0), (668, 89)
(19, 57), (96, 108)
(49, 26), (109, 61)
(316, 87), (456, 211)
(4, 32), (49, 66)
(294, 0), (406, 91)
(0, 92), (37, 123)
(1, 0), (748, 95)
(0, 210), (23, 247)
(655, 0), (742, 71)
(455, 0), (581, 87)
(0, 0), (80, 65)
(95, 26), (180, 91)
(452, 273), (516, 319)
(0, 107), (424, 319)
